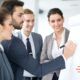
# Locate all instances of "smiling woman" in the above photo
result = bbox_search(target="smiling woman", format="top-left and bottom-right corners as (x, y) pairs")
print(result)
(0, 7), (14, 80)
(40, 8), (70, 80)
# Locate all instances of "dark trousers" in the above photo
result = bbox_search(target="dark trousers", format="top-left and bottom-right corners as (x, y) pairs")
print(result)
(23, 77), (42, 80)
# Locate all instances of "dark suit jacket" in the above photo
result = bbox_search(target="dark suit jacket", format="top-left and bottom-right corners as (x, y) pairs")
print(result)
(15, 32), (43, 80)
(18, 32), (43, 63)
(1, 35), (65, 79)
(0, 47), (14, 80)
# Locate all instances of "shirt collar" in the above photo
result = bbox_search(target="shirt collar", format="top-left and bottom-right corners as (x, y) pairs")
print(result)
(53, 29), (65, 40)
(52, 29), (65, 47)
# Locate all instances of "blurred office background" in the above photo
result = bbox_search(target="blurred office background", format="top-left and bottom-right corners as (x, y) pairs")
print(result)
(1, 0), (80, 39)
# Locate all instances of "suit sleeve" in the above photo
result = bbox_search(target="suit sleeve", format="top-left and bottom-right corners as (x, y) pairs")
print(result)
(2, 37), (65, 77)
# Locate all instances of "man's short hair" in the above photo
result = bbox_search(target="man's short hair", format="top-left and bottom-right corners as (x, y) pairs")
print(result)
(24, 9), (34, 14)
(1, 0), (24, 14)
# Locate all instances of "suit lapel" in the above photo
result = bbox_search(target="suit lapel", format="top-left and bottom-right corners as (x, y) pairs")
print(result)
(17, 31), (27, 50)
(47, 34), (54, 59)
(31, 33), (36, 54)
(64, 28), (70, 43)
(18, 31), (37, 57)
(48, 29), (70, 59)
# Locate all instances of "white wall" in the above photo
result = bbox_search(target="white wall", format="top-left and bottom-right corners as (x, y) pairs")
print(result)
(21, 0), (80, 39)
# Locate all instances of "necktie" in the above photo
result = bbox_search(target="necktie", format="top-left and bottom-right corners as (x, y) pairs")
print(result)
(26, 38), (32, 54)
(52, 72), (58, 80)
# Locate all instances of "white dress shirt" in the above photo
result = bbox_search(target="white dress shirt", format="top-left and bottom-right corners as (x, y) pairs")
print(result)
(12, 29), (20, 37)
(52, 29), (65, 59)
(20, 29), (36, 77)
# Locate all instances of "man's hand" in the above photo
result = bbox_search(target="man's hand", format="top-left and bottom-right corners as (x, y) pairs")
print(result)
(63, 41), (76, 60)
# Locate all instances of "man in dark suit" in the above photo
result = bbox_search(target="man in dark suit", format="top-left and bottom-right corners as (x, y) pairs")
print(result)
(14, 9), (43, 80)
(1, 0), (76, 80)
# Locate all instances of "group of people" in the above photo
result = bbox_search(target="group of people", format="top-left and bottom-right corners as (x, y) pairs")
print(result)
(0, 0), (77, 80)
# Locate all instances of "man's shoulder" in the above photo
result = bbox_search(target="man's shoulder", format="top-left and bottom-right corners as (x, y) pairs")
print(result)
(2, 35), (22, 46)
(32, 32), (41, 36)
(44, 33), (53, 40)
(12, 35), (23, 44)
(32, 32), (42, 38)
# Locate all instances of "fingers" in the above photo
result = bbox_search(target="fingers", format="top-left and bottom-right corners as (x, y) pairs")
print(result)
(63, 40), (77, 60)
(65, 40), (76, 49)
(65, 40), (77, 54)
